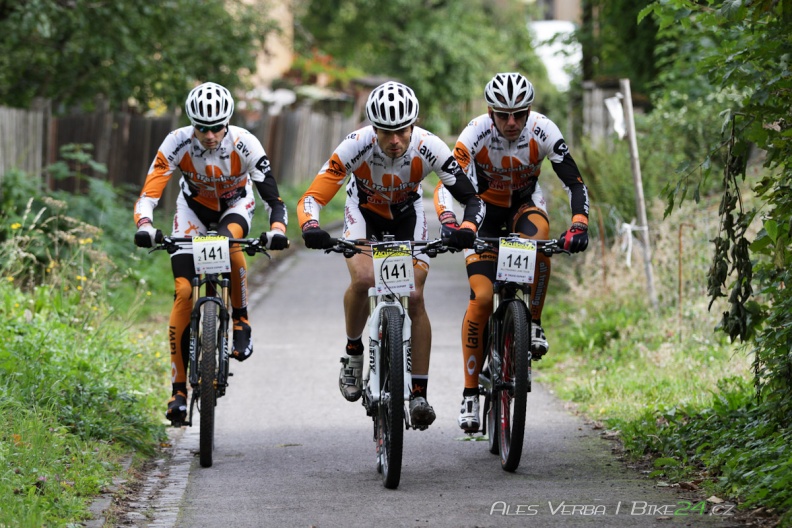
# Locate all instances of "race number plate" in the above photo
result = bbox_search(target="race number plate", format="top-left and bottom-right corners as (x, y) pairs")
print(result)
(372, 241), (414, 295)
(496, 238), (537, 283)
(193, 235), (231, 274)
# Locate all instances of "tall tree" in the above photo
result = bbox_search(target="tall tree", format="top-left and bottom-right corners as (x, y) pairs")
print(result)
(577, 0), (659, 96)
(0, 0), (278, 111)
(294, 0), (558, 132)
(644, 0), (792, 424)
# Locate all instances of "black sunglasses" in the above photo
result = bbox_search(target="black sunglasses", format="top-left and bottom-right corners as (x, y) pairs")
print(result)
(492, 109), (530, 121)
(195, 124), (226, 134)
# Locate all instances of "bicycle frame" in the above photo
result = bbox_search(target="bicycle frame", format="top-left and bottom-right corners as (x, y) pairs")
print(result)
(364, 289), (413, 412)
(187, 272), (231, 403)
(474, 235), (568, 472)
(148, 231), (271, 423)
(486, 281), (531, 394)
(324, 236), (454, 488)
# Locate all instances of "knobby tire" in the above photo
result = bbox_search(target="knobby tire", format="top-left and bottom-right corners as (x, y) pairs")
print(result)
(497, 301), (530, 472)
(199, 302), (218, 468)
(379, 305), (404, 489)
(484, 328), (499, 455)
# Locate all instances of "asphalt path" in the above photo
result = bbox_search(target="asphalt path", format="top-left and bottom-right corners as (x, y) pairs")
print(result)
(169, 212), (739, 528)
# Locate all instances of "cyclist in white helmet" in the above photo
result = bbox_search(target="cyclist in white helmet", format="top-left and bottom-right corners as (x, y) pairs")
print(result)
(297, 81), (485, 428)
(434, 72), (590, 433)
(134, 81), (289, 424)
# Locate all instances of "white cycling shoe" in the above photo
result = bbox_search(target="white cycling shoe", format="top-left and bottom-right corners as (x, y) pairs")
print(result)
(458, 395), (480, 433)
(339, 354), (363, 402)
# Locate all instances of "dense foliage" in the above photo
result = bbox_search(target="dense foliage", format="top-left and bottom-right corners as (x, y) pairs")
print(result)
(577, 0), (659, 97)
(293, 0), (559, 133)
(0, 0), (278, 110)
(0, 155), (168, 525)
(643, 0), (792, 425)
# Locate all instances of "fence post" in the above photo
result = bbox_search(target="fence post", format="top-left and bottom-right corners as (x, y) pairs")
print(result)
(620, 78), (658, 310)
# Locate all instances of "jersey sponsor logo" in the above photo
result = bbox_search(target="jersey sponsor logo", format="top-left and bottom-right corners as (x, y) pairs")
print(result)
(367, 178), (417, 195)
(454, 146), (471, 167)
(465, 320), (480, 349)
(533, 125), (548, 142)
(344, 207), (358, 226)
(486, 177), (511, 191)
(154, 157), (169, 171)
(471, 127), (492, 149)
(419, 144), (437, 166)
(441, 156), (461, 175)
(326, 158), (346, 177)
(236, 140), (252, 157)
(369, 153), (387, 170)
(345, 141), (374, 169)
(167, 137), (192, 163)
(553, 138), (569, 157)
(255, 155), (271, 172)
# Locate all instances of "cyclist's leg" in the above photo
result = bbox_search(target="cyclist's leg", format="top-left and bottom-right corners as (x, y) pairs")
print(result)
(166, 196), (204, 421)
(458, 206), (504, 432)
(461, 205), (506, 391)
(218, 198), (256, 361)
(512, 188), (551, 354)
(337, 202), (373, 400)
(168, 255), (194, 421)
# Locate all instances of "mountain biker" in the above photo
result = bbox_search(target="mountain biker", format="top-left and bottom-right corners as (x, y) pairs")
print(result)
(434, 72), (589, 433)
(297, 81), (485, 428)
(133, 81), (289, 423)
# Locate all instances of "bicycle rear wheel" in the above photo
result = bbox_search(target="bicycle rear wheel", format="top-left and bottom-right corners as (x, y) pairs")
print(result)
(377, 305), (404, 489)
(199, 301), (219, 468)
(497, 301), (530, 472)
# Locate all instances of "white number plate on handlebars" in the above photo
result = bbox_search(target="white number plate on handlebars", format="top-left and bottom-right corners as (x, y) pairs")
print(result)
(372, 241), (415, 295)
(193, 235), (231, 274)
(496, 238), (537, 283)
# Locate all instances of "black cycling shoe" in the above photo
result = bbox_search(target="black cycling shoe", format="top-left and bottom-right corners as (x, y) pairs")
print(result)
(165, 391), (187, 423)
(232, 316), (253, 361)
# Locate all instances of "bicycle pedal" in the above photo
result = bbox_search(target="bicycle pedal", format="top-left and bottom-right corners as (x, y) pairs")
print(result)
(228, 372), (234, 376)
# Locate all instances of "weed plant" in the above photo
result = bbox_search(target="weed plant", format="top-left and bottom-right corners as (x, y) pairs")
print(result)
(540, 189), (791, 521)
(0, 152), (170, 525)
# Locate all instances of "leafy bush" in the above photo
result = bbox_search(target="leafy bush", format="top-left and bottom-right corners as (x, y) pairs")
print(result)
(0, 148), (169, 525)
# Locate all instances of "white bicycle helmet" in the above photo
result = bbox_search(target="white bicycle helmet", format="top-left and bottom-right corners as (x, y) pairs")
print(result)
(484, 73), (535, 109)
(365, 82), (420, 131)
(185, 82), (235, 127)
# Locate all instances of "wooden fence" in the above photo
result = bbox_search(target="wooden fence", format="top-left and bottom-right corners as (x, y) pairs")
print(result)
(0, 101), (358, 207)
(0, 105), (47, 186)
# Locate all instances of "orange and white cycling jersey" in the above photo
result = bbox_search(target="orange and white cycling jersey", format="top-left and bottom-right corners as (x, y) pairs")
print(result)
(134, 125), (287, 228)
(436, 112), (588, 225)
(297, 125), (483, 228)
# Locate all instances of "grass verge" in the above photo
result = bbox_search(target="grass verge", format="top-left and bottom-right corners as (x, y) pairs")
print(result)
(539, 196), (789, 525)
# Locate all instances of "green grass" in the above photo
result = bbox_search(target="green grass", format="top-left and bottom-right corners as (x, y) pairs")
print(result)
(0, 261), (169, 526)
(538, 194), (791, 523)
(0, 176), (349, 525)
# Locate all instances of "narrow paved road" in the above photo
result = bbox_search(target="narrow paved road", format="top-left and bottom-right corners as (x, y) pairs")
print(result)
(153, 209), (739, 528)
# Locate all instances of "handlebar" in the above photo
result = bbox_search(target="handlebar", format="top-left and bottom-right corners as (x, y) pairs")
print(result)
(324, 238), (459, 259)
(150, 233), (275, 256)
(473, 236), (570, 257)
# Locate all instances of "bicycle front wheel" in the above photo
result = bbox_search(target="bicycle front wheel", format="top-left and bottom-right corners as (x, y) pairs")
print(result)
(377, 305), (404, 489)
(497, 301), (530, 472)
(483, 328), (499, 455)
(199, 301), (219, 468)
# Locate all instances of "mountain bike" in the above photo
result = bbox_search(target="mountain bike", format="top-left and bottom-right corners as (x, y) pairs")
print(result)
(473, 235), (568, 472)
(323, 236), (455, 489)
(147, 229), (277, 468)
